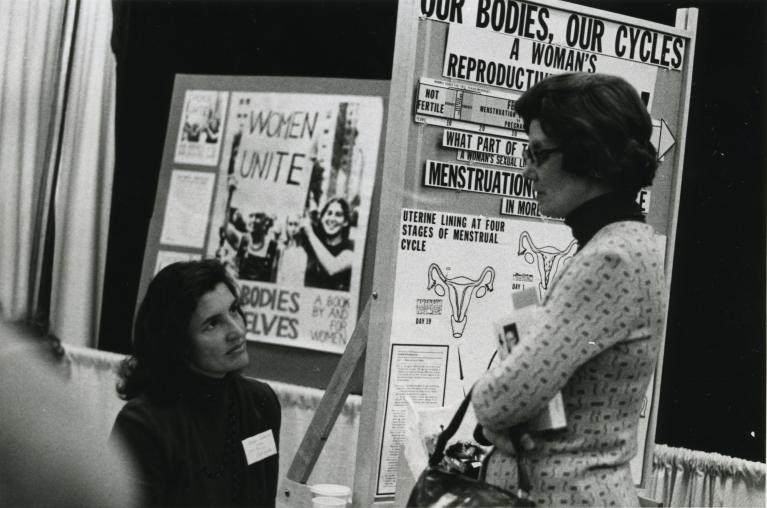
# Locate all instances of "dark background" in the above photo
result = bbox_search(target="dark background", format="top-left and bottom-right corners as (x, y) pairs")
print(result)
(103, 0), (765, 462)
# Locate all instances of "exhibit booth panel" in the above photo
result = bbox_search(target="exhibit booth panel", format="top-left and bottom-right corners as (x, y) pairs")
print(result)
(353, 0), (698, 506)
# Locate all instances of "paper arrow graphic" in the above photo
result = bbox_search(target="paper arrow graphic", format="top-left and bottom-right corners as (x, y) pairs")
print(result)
(651, 118), (676, 160)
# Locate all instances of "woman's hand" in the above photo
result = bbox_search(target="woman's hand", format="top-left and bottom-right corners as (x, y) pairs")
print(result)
(482, 426), (536, 453)
(517, 432), (536, 452)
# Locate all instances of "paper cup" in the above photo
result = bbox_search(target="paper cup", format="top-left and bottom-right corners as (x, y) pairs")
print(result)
(310, 484), (351, 505)
(312, 496), (347, 508)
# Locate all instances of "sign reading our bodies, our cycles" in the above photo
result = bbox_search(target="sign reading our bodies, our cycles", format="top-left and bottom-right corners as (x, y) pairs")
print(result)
(411, 0), (682, 226)
(420, 0), (686, 71)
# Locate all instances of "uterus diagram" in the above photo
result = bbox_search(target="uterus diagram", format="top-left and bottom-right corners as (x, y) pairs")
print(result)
(426, 264), (495, 339)
(517, 231), (578, 300)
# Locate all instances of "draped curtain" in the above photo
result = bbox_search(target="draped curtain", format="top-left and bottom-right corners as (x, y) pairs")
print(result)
(647, 444), (766, 508)
(0, 0), (70, 321)
(49, 0), (116, 347)
(0, 0), (115, 348)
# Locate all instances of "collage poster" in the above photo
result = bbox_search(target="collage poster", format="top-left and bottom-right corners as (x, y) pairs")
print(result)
(205, 92), (383, 353)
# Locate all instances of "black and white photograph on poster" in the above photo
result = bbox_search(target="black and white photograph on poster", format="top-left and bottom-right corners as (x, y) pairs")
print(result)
(174, 90), (229, 166)
(206, 91), (383, 353)
(500, 322), (519, 353)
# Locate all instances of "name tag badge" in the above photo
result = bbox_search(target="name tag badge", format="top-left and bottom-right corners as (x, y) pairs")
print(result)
(242, 429), (277, 465)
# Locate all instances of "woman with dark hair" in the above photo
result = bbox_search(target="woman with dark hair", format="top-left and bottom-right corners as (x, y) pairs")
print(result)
(301, 197), (354, 291)
(111, 260), (281, 507)
(472, 73), (665, 506)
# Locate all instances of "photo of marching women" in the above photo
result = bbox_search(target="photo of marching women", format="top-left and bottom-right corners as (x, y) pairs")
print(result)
(214, 101), (364, 290)
(275, 214), (308, 287)
(206, 91), (383, 352)
(174, 90), (227, 166)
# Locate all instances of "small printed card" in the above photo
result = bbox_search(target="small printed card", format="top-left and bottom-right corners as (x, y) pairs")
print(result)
(494, 287), (541, 360)
(242, 429), (277, 465)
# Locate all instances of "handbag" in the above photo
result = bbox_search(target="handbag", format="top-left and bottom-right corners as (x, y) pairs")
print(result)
(406, 389), (535, 507)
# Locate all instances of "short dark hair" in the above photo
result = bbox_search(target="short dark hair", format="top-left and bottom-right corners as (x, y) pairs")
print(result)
(515, 72), (658, 194)
(116, 260), (241, 400)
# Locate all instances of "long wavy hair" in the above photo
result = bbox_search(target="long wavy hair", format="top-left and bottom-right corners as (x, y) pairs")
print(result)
(316, 197), (351, 243)
(116, 260), (242, 400)
(515, 72), (658, 195)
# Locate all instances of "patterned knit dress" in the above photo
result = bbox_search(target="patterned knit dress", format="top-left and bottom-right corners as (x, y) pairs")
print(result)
(472, 220), (666, 506)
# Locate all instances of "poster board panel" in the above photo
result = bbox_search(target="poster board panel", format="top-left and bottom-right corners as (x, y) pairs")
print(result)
(356, 0), (695, 504)
(140, 75), (389, 389)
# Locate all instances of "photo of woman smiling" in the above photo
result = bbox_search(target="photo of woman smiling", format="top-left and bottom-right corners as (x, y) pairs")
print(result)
(301, 197), (354, 291)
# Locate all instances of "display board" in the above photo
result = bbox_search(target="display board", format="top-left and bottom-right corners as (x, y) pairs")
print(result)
(354, 1), (697, 505)
(139, 75), (388, 388)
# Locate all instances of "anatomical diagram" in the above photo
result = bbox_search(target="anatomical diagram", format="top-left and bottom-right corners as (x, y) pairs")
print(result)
(517, 231), (577, 300)
(427, 263), (495, 389)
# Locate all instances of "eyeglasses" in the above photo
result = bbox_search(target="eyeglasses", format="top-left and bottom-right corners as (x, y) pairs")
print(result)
(523, 146), (561, 166)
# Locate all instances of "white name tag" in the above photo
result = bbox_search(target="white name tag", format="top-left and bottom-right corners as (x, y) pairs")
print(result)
(241, 429), (277, 465)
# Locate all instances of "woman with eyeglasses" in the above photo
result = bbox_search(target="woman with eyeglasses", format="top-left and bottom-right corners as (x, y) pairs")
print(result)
(472, 73), (665, 506)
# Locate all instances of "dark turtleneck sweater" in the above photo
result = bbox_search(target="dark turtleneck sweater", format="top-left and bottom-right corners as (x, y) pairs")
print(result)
(564, 191), (645, 251)
(111, 371), (281, 507)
